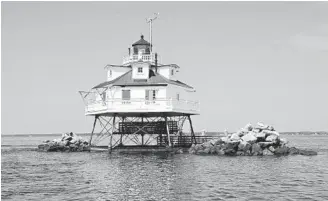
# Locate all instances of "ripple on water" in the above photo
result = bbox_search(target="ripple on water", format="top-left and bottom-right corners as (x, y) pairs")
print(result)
(2, 135), (328, 200)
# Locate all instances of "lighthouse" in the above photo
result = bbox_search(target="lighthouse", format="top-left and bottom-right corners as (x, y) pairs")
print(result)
(79, 18), (200, 152)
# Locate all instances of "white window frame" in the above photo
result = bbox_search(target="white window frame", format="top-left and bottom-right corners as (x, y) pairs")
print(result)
(145, 89), (157, 104)
(122, 89), (131, 104)
(138, 67), (143, 73)
(152, 90), (156, 100)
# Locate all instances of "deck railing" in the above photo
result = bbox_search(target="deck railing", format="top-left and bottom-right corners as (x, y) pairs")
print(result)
(122, 53), (160, 65)
(85, 98), (200, 114)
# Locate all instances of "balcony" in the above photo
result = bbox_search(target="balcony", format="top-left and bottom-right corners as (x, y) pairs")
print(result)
(122, 53), (160, 65)
(84, 98), (200, 115)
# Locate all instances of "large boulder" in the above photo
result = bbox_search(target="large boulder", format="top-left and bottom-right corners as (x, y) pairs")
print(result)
(274, 146), (289, 155)
(251, 143), (263, 156)
(220, 136), (229, 143)
(202, 141), (213, 149)
(194, 144), (203, 152)
(213, 145), (223, 154)
(255, 122), (275, 131)
(252, 128), (262, 133)
(230, 133), (241, 141)
(209, 146), (217, 154)
(258, 141), (274, 149)
(279, 138), (288, 146)
(255, 132), (266, 140)
(266, 135), (279, 143)
(188, 144), (196, 154)
(203, 147), (211, 154)
(213, 138), (225, 145)
(267, 146), (276, 153)
(241, 132), (257, 144)
(236, 128), (248, 137)
(263, 148), (274, 156)
(238, 141), (251, 152)
(224, 149), (236, 156)
(209, 139), (217, 146)
(217, 149), (225, 156)
(263, 130), (280, 137)
(244, 123), (253, 131)
(224, 140), (240, 150)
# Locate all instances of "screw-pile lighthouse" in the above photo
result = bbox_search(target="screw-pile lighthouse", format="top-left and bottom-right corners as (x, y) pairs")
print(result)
(79, 19), (200, 152)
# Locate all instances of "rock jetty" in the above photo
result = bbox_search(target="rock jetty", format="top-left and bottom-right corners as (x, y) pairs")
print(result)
(38, 132), (90, 152)
(189, 122), (317, 156)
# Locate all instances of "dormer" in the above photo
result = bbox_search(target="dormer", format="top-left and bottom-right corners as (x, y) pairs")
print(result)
(105, 65), (130, 81)
(156, 64), (180, 80)
(131, 62), (150, 80)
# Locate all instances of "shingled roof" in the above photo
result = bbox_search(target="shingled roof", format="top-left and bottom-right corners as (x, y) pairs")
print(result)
(132, 35), (150, 46)
(93, 70), (194, 89)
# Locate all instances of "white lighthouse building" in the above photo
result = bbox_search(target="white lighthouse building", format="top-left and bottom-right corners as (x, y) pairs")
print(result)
(80, 28), (200, 152)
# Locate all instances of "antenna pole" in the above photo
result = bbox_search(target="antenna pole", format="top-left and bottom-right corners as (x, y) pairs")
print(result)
(146, 13), (159, 54)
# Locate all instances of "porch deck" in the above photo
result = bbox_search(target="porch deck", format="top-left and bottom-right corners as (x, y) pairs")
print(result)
(84, 98), (200, 116)
(91, 135), (217, 152)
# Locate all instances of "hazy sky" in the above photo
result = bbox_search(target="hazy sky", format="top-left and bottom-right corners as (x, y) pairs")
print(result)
(2, 2), (328, 134)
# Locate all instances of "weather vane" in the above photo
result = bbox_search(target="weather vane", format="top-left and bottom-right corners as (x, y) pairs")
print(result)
(146, 13), (159, 53)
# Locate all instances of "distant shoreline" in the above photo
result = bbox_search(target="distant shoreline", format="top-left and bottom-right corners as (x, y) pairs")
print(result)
(1, 131), (328, 137)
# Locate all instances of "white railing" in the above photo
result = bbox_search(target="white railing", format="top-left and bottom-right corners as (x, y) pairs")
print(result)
(122, 53), (160, 65)
(85, 98), (200, 114)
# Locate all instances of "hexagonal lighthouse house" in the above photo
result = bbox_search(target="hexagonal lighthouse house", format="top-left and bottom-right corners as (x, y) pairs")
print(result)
(79, 33), (200, 153)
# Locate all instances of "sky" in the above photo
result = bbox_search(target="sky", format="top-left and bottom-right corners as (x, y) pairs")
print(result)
(1, 1), (328, 134)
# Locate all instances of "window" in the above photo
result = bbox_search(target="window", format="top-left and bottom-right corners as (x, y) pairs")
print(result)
(122, 90), (130, 100)
(145, 90), (149, 100)
(145, 89), (156, 103)
(176, 93), (179, 101)
(109, 70), (112, 77)
(152, 90), (156, 100)
(171, 69), (174, 76)
(138, 67), (143, 73)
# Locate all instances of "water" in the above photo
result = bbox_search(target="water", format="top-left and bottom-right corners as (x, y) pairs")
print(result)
(2, 134), (328, 200)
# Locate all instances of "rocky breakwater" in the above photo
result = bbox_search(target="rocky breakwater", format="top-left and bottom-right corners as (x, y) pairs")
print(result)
(38, 132), (90, 152)
(189, 122), (317, 156)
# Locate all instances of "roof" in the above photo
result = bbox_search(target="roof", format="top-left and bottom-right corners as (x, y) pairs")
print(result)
(92, 70), (194, 89)
(105, 64), (131, 69)
(153, 64), (180, 69)
(132, 35), (150, 46)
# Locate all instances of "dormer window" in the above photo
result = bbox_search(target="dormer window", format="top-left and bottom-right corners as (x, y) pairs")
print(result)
(138, 67), (143, 73)
(171, 69), (174, 76)
(109, 70), (112, 77)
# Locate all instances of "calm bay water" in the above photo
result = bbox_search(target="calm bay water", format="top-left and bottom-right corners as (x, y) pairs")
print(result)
(1, 134), (328, 200)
